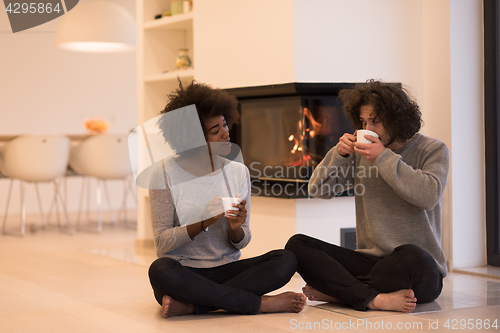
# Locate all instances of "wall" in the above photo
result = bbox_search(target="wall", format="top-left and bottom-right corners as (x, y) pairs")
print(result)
(449, 0), (485, 269)
(194, 0), (295, 88)
(421, 0), (453, 268)
(0, 0), (137, 217)
(293, 0), (425, 247)
(421, 0), (486, 270)
(6, 0), (483, 268)
(294, 0), (424, 96)
(240, 196), (296, 258)
(193, 0), (297, 257)
(294, 0), (485, 269)
(196, 0), (487, 269)
(296, 196), (355, 245)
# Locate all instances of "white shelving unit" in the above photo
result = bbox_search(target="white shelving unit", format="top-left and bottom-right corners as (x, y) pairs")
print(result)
(136, 0), (195, 246)
(144, 68), (195, 83)
(143, 11), (193, 30)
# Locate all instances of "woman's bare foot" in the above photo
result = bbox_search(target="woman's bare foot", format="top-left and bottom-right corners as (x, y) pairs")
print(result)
(161, 295), (196, 318)
(367, 289), (417, 313)
(258, 292), (306, 313)
(302, 284), (339, 303)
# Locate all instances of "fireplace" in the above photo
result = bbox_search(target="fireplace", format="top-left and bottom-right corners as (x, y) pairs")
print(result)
(225, 83), (358, 198)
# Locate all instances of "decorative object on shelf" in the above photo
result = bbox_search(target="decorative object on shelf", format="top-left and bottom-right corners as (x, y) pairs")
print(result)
(154, 11), (172, 19)
(183, 1), (193, 13)
(176, 49), (192, 70)
(84, 118), (109, 134)
(55, 1), (136, 53)
(171, 0), (183, 15)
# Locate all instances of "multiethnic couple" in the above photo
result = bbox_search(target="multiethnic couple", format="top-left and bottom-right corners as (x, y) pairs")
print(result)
(144, 80), (448, 317)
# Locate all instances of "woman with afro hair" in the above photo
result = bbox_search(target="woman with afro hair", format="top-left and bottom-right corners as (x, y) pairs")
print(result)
(147, 80), (306, 318)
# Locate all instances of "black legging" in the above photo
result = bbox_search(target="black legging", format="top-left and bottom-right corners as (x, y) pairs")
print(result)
(285, 234), (443, 311)
(148, 249), (297, 314)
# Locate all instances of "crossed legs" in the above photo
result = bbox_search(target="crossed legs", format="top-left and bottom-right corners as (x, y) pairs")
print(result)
(285, 234), (443, 313)
(148, 249), (306, 317)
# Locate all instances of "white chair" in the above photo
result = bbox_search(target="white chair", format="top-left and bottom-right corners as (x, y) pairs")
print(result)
(0, 135), (72, 236)
(69, 134), (136, 232)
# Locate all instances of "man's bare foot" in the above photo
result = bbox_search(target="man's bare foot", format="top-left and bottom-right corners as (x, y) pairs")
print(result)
(302, 284), (339, 303)
(161, 295), (196, 318)
(258, 292), (306, 313)
(367, 289), (417, 313)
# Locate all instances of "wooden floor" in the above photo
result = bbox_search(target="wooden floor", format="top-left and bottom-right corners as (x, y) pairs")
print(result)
(1, 219), (499, 332)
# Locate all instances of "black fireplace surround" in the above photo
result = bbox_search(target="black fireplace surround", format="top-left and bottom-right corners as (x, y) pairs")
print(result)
(225, 82), (359, 199)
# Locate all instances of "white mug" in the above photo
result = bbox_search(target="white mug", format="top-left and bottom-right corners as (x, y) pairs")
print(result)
(357, 130), (379, 144)
(221, 197), (241, 216)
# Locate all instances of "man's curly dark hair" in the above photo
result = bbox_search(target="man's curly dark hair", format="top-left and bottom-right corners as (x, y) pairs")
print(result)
(156, 80), (239, 153)
(339, 80), (422, 145)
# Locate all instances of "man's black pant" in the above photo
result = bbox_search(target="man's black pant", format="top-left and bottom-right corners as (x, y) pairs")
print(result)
(285, 234), (443, 311)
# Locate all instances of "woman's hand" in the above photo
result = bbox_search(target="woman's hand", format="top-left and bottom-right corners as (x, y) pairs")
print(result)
(203, 196), (224, 227)
(226, 199), (247, 231)
(187, 197), (223, 239)
(226, 198), (246, 243)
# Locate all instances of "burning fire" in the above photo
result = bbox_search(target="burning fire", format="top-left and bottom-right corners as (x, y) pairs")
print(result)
(286, 108), (316, 166)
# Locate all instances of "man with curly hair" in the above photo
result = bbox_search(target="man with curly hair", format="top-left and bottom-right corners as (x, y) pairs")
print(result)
(286, 80), (449, 313)
(148, 80), (306, 318)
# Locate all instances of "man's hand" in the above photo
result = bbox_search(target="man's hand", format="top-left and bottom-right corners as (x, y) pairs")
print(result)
(338, 131), (357, 156)
(354, 134), (385, 162)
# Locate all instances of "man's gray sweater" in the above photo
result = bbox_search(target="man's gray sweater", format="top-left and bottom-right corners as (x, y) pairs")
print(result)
(309, 133), (449, 277)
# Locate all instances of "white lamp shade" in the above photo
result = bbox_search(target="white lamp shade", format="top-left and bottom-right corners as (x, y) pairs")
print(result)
(55, 1), (136, 53)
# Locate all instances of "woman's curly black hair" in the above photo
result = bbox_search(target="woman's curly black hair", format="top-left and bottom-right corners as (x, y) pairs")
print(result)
(156, 80), (239, 153)
(339, 80), (422, 144)
(161, 79), (239, 134)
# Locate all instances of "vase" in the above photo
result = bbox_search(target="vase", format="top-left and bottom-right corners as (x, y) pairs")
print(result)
(176, 49), (192, 70)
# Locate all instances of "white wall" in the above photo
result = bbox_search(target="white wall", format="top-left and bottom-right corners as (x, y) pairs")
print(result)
(292, 0), (486, 269)
(293, 0), (425, 248)
(0, 0), (137, 216)
(193, 0), (298, 256)
(449, 0), (485, 269)
(194, 0), (295, 88)
(199, 0), (487, 269)
(296, 196), (355, 245)
(7, 0), (483, 268)
(294, 0), (424, 97)
(241, 196), (296, 258)
(421, 0), (453, 268)
(420, 0), (486, 270)
(193, 0), (428, 251)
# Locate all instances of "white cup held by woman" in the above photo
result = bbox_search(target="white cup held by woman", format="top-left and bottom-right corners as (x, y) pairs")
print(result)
(221, 197), (241, 216)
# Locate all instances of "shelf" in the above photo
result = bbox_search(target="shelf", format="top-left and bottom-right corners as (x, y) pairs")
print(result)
(144, 12), (193, 31)
(137, 0), (196, 238)
(144, 68), (195, 83)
